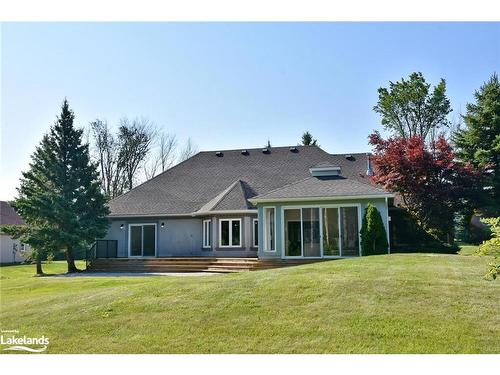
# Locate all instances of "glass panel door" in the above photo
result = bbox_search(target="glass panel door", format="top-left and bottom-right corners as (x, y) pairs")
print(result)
(130, 224), (156, 256)
(284, 209), (301, 256)
(130, 226), (142, 256)
(142, 225), (156, 256)
(302, 208), (320, 257)
(323, 208), (340, 256)
(340, 207), (359, 256)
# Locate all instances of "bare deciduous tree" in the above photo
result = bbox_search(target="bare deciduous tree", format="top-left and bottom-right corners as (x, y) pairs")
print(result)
(158, 133), (177, 171)
(118, 117), (157, 190)
(144, 132), (177, 180)
(179, 137), (199, 162)
(90, 119), (125, 198)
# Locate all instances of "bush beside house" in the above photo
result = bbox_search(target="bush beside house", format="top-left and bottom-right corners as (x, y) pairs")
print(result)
(360, 203), (388, 255)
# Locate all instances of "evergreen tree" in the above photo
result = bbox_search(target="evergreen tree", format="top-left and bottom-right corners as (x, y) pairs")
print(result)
(454, 73), (500, 217)
(360, 203), (388, 255)
(301, 131), (317, 146)
(11, 99), (109, 273)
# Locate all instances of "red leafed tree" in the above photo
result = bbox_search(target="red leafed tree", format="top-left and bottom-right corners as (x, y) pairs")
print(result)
(369, 131), (480, 243)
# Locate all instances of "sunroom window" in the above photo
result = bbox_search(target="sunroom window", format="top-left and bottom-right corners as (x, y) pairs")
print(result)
(253, 218), (259, 247)
(264, 207), (275, 251)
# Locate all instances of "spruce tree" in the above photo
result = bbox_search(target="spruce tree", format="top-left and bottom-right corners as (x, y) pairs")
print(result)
(360, 204), (388, 255)
(301, 131), (317, 146)
(454, 73), (500, 217)
(12, 99), (109, 273)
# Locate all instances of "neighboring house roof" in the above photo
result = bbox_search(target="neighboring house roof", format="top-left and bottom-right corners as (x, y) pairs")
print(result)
(108, 145), (381, 217)
(249, 176), (391, 203)
(0, 201), (25, 226)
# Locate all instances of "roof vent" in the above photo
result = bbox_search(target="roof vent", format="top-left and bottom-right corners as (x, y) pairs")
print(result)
(262, 148), (270, 154)
(215, 151), (223, 157)
(345, 154), (353, 160)
(241, 149), (249, 155)
(366, 153), (374, 176)
(289, 147), (298, 152)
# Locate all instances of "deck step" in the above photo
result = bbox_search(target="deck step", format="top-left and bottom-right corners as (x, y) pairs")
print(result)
(87, 257), (330, 273)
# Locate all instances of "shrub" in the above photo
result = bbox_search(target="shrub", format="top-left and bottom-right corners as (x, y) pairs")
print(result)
(389, 207), (459, 253)
(360, 204), (389, 255)
(476, 217), (500, 280)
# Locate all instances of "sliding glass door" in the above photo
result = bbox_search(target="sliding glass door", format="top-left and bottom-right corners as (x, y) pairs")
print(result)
(322, 208), (340, 256)
(284, 209), (301, 256)
(282, 205), (360, 258)
(340, 207), (359, 256)
(129, 224), (156, 257)
(302, 208), (320, 257)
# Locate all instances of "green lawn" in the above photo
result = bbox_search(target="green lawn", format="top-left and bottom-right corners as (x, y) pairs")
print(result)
(458, 244), (480, 256)
(1, 254), (499, 354)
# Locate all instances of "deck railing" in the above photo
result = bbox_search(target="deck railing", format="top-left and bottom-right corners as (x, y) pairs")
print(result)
(86, 240), (119, 269)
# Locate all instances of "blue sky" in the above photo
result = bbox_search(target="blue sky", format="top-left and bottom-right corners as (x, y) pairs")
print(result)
(1, 22), (499, 200)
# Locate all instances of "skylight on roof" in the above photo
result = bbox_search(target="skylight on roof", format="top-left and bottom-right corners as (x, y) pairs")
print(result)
(309, 166), (341, 177)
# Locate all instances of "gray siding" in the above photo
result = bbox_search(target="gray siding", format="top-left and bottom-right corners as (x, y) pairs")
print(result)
(102, 214), (258, 258)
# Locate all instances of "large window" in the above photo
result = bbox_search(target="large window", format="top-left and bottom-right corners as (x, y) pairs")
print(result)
(322, 208), (340, 256)
(302, 208), (320, 257)
(129, 224), (156, 257)
(264, 207), (275, 251)
(284, 209), (301, 256)
(340, 207), (360, 256)
(283, 206), (360, 258)
(203, 219), (212, 248)
(253, 218), (259, 247)
(219, 219), (241, 247)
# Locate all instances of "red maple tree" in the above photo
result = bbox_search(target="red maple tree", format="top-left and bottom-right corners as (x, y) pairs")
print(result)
(368, 131), (480, 243)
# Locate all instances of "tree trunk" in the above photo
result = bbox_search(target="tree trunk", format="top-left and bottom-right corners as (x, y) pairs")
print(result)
(35, 256), (44, 276)
(65, 246), (79, 273)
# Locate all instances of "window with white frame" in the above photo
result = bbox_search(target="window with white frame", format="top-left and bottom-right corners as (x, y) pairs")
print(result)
(219, 218), (241, 247)
(202, 219), (212, 248)
(252, 218), (259, 247)
(263, 207), (276, 251)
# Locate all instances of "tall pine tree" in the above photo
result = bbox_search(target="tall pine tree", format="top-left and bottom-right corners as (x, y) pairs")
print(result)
(11, 99), (109, 273)
(454, 73), (500, 217)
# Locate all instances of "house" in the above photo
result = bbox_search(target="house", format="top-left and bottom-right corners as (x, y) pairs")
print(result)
(0, 201), (30, 264)
(99, 145), (393, 261)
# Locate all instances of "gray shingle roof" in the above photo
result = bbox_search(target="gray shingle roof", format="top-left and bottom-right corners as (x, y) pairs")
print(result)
(249, 176), (390, 202)
(0, 201), (25, 226)
(108, 146), (379, 217)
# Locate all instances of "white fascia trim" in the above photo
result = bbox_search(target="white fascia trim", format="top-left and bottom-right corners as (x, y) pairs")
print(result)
(192, 210), (257, 216)
(109, 213), (193, 219)
(248, 194), (394, 204)
(109, 209), (258, 219)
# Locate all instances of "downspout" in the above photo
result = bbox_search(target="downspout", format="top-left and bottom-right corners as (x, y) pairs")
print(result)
(385, 196), (391, 254)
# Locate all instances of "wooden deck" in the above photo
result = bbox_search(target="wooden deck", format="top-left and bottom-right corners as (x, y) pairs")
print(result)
(87, 257), (331, 273)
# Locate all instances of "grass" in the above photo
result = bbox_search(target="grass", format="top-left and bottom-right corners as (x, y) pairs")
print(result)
(458, 244), (480, 256)
(0, 254), (499, 354)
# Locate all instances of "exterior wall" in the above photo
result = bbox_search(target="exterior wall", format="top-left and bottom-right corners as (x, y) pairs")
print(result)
(257, 198), (389, 259)
(0, 234), (29, 264)
(102, 213), (258, 258)
(207, 215), (258, 257)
